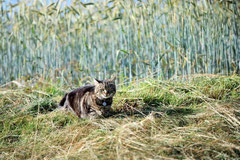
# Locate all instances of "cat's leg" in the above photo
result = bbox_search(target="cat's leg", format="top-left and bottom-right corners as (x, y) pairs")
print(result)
(79, 102), (88, 119)
(80, 113), (88, 119)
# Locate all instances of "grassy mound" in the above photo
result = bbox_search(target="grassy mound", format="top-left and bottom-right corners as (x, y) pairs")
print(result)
(0, 75), (240, 159)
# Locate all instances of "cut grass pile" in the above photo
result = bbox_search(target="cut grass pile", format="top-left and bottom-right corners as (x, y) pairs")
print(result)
(0, 75), (240, 159)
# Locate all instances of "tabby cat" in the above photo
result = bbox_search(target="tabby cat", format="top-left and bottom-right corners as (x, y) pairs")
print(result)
(59, 77), (116, 119)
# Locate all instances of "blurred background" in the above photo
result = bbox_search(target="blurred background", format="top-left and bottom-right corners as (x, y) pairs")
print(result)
(0, 0), (239, 85)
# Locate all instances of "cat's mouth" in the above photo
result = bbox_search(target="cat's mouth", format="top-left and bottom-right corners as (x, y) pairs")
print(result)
(99, 93), (114, 99)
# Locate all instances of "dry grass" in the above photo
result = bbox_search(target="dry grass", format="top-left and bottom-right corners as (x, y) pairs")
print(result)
(0, 75), (240, 160)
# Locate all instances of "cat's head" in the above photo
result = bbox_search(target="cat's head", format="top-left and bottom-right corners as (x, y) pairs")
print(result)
(94, 77), (116, 99)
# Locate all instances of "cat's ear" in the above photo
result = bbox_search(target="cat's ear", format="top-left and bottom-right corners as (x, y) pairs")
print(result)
(110, 76), (116, 82)
(94, 78), (102, 85)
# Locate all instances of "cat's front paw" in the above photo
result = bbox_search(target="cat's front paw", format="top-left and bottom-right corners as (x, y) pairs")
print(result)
(88, 111), (101, 120)
(102, 108), (114, 118)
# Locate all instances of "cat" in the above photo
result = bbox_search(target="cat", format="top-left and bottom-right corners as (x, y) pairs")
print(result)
(58, 77), (116, 119)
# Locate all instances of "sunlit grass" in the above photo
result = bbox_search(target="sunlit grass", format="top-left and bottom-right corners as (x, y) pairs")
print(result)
(0, 75), (239, 159)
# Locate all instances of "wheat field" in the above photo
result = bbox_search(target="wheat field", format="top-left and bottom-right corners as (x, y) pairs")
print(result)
(0, 0), (239, 85)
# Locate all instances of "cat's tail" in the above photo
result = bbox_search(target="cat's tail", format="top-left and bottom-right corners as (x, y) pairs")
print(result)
(59, 93), (68, 107)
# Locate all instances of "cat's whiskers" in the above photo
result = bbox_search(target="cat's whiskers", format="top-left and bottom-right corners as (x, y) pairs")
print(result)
(100, 94), (114, 99)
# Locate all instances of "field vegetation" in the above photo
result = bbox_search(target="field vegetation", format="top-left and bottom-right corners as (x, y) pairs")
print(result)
(1, 0), (240, 159)
(0, 75), (240, 159)
(0, 0), (240, 85)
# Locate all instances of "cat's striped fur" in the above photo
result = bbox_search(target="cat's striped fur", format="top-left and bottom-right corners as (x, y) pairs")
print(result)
(59, 78), (116, 119)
